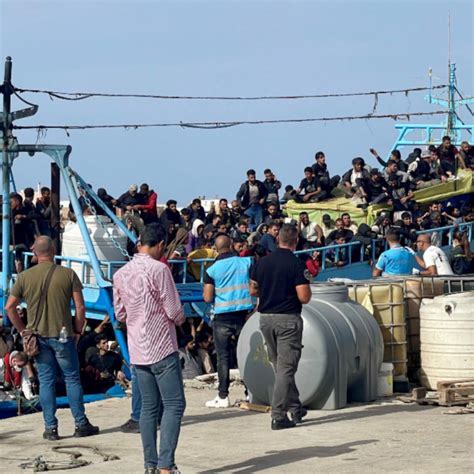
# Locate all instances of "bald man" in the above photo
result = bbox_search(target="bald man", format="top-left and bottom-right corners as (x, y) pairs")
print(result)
(6, 236), (99, 440)
(203, 235), (254, 408)
(415, 233), (453, 276)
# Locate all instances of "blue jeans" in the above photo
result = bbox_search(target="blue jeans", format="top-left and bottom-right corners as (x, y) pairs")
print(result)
(244, 204), (263, 231)
(135, 352), (186, 469)
(131, 365), (142, 422)
(36, 337), (88, 429)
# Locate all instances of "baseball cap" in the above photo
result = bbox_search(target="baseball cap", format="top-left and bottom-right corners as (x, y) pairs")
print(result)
(322, 214), (331, 223)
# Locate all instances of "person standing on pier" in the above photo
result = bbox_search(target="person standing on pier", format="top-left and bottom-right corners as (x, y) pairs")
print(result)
(5, 236), (99, 441)
(250, 224), (311, 430)
(114, 223), (186, 474)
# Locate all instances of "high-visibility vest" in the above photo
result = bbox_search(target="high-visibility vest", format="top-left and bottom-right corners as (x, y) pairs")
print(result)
(206, 256), (254, 314)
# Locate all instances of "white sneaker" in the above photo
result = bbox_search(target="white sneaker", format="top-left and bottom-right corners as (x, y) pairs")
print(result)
(205, 395), (231, 408)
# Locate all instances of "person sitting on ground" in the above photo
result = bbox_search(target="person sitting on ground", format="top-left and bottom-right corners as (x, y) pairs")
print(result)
(262, 169), (282, 206)
(259, 221), (280, 254)
(311, 151), (340, 197)
(340, 157), (370, 198)
(448, 230), (473, 275)
(296, 167), (326, 203)
(84, 333), (126, 393)
(0, 350), (36, 400)
(370, 148), (408, 172)
(195, 332), (215, 375)
(326, 218), (354, 244)
(178, 336), (203, 380)
(414, 233), (454, 276)
(264, 203), (284, 225)
(372, 228), (417, 277)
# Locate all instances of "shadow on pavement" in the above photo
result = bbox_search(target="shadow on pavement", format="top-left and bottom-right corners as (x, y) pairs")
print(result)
(199, 439), (378, 473)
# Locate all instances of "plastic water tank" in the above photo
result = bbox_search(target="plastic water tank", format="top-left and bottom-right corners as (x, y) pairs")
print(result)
(62, 216), (128, 285)
(237, 284), (384, 410)
(420, 291), (474, 389)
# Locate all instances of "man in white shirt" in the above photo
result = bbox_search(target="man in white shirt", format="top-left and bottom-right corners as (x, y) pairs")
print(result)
(415, 234), (454, 276)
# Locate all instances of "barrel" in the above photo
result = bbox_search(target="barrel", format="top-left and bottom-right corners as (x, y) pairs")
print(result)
(62, 216), (128, 284)
(419, 291), (474, 389)
(347, 281), (407, 379)
(236, 284), (384, 410)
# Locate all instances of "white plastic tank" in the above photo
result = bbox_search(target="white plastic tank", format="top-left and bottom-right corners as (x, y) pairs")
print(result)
(61, 215), (128, 285)
(420, 291), (474, 390)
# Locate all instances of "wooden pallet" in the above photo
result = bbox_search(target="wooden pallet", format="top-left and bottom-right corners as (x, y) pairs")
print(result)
(399, 380), (474, 407)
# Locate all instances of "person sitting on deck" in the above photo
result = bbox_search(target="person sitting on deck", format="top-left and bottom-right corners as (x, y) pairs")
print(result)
(340, 157), (370, 198)
(358, 169), (391, 209)
(178, 336), (203, 380)
(296, 167), (326, 203)
(437, 135), (465, 177)
(264, 203), (284, 226)
(134, 183), (158, 225)
(326, 218), (354, 245)
(311, 151), (340, 197)
(259, 221), (280, 254)
(459, 141), (474, 171)
(370, 148), (408, 172)
(408, 150), (444, 189)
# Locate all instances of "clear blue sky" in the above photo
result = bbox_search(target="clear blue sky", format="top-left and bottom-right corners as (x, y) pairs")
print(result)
(1, 0), (473, 205)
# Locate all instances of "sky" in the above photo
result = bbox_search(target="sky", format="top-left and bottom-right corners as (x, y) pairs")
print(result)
(1, 0), (473, 205)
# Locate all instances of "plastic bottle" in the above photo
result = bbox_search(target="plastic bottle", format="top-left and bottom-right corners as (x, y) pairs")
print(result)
(59, 326), (68, 343)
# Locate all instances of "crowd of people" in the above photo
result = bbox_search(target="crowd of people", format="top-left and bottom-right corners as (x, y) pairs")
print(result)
(1, 140), (473, 474)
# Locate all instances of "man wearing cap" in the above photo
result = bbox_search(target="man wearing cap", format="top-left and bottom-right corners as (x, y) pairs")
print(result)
(117, 184), (144, 212)
(320, 214), (335, 238)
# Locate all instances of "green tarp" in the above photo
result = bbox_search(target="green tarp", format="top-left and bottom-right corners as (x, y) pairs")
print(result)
(285, 170), (474, 226)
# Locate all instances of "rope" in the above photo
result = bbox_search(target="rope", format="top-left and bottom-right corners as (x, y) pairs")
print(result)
(18, 445), (119, 472)
(13, 110), (449, 133)
(14, 84), (448, 101)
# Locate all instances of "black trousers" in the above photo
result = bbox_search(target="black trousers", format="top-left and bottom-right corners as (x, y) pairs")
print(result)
(259, 313), (304, 421)
(212, 314), (246, 398)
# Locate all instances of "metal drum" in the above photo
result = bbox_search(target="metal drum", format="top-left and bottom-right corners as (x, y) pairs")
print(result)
(237, 284), (383, 410)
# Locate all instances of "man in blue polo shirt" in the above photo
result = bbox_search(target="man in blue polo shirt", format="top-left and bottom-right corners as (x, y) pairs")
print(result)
(373, 227), (416, 277)
(203, 235), (254, 408)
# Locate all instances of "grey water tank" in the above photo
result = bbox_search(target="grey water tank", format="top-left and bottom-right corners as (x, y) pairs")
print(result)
(237, 283), (384, 410)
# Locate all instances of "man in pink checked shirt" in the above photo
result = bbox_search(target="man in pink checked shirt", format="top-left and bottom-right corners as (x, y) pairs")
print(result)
(114, 223), (186, 474)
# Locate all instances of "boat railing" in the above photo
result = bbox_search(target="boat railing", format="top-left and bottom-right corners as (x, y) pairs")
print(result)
(5, 221), (473, 289)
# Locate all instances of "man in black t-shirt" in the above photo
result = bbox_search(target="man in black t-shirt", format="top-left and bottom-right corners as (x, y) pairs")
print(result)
(296, 167), (326, 203)
(250, 224), (311, 430)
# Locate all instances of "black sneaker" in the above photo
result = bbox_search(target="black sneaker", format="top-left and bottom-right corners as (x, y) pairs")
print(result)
(120, 418), (140, 433)
(144, 469), (157, 474)
(43, 427), (59, 441)
(291, 408), (308, 424)
(74, 421), (99, 438)
(271, 417), (296, 431)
